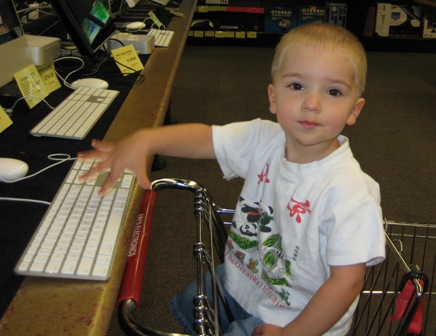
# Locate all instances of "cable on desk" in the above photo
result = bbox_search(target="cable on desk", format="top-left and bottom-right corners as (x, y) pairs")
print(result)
(108, 38), (126, 48)
(16, 5), (57, 19)
(55, 50), (111, 81)
(112, 58), (145, 85)
(0, 154), (76, 205)
(53, 56), (85, 89)
(0, 197), (51, 206)
(102, 42), (145, 85)
(4, 95), (55, 115)
(0, 153), (76, 184)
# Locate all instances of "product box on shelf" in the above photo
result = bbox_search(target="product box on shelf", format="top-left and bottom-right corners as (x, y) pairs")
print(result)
(388, 4), (422, 37)
(326, 2), (347, 27)
(422, 14), (436, 38)
(375, 3), (391, 36)
(296, 5), (326, 27)
(263, 4), (296, 33)
(363, 5), (376, 36)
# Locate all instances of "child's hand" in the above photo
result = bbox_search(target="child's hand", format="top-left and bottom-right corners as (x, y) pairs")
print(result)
(78, 123), (215, 196)
(78, 132), (151, 196)
(252, 323), (284, 336)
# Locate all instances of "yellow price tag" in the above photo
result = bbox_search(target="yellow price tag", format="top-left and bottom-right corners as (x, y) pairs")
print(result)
(38, 64), (62, 94)
(14, 64), (49, 109)
(235, 31), (246, 39)
(169, 9), (185, 17)
(111, 44), (144, 76)
(0, 106), (13, 133)
(148, 11), (164, 28)
(193, 31), (204, 38)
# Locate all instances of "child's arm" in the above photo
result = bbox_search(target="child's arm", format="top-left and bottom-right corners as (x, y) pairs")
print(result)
(252, 263), (366, 336)
(78, 123), (214, 196)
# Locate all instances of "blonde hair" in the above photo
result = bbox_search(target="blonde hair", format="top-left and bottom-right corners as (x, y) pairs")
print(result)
(271, 23), (367, 95)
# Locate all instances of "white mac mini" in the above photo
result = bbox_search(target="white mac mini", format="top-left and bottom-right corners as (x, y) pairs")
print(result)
(25, 35), (61, 66)
(109, 33), (155, 55)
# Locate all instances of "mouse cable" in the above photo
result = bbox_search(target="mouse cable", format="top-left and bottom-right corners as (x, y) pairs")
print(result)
(124, 17), (154, 33)
(111, 58), (145, 85)
(0, 153), (76, 184)
(4, 95), (56, 115)
(16, 5), (55, 16)
(0, 197), (50, 206)
(54, 56), (85, 89)
(108, 38), (125, 48)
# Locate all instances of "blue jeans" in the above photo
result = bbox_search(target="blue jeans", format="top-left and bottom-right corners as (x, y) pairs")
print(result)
(170, 264), (264, 335)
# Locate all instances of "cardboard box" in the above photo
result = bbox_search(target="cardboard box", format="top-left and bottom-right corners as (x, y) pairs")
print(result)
(375, 3), (391, 37)
(264, 5), (296, 33)
(297, 5), (326, 27)
(422, 14), (436, 38)
(326, 3), (347, 27)
(364, 6), (376, 36)
(389, 5), (422, 37)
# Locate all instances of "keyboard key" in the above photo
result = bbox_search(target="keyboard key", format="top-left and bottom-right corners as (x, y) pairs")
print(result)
(77, 258), (93, 276)
(46, 260), (62, 274)
(92, 264), (109, 277)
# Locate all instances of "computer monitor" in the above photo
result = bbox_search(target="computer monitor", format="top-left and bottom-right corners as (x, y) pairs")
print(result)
(0, 0), (33, 88)
(49, 0), (116, 60)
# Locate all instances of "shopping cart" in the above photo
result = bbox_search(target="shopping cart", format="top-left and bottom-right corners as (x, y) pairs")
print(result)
(117, 178), (435, 336)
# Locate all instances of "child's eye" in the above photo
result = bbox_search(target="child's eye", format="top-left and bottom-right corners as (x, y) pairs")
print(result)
(328, 89), (342, 97)
(289, 83), (303, 91)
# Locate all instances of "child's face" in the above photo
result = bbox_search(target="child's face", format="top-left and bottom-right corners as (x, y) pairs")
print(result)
(268, 43), (365, 162)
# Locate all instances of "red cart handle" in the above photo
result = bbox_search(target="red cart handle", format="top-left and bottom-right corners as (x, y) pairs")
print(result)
(118, 190), (157, 306)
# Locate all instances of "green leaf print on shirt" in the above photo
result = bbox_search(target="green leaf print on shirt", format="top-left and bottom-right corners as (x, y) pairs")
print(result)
(229, 231), (258, 250)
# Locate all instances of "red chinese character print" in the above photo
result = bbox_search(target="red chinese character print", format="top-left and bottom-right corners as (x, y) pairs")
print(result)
(287, 198), (311, 224)
(257, 164), (271, 184)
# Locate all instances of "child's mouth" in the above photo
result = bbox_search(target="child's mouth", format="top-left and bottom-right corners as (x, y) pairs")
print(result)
(300, 120), (319, 129)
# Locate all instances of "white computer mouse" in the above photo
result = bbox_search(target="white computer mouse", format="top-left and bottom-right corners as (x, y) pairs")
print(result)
(126, 21), (146, 30)
(71, 78), (109, 90)
(0, 158), (29, 182)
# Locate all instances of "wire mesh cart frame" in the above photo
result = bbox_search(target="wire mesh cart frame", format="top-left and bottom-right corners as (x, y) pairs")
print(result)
(117, 178), (435, 336)
(350, 220), (435, 335)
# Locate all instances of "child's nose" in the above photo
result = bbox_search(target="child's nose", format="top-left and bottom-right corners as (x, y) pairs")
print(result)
(302, 92), (322, 112)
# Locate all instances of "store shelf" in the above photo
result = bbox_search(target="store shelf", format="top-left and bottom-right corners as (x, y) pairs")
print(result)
(188, 0), (436, 51)
(187, 29), (281, 46)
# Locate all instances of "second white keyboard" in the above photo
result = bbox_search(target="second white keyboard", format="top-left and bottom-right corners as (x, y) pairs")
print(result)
(148, 28), (174, 47)
(15, 159), (135, 281)
(30, 87), (119, 140)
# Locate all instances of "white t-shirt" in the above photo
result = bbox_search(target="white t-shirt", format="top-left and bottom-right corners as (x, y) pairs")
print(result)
(212, 119), (386, 335)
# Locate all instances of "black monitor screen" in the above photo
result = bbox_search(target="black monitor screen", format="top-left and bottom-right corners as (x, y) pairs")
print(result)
(0, 0), (21, 45)
(50, 0), (116, 58)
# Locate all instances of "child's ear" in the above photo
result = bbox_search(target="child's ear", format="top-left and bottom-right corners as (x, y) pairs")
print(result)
(268, 84), (277, 115)
(347, 97), (365, 126)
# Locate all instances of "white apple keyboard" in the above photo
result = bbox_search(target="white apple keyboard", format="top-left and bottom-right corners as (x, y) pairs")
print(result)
(148, 28), (174, 47)
(15, 159), (135, 281)
(30, 86), (119, 140)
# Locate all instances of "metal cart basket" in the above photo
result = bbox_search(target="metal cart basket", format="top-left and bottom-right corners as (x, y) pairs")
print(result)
(350, 220), (434, 335)
(117, 178), (435, 336)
